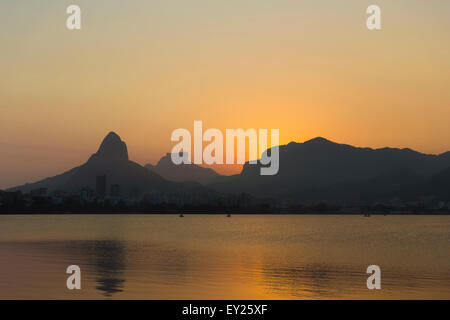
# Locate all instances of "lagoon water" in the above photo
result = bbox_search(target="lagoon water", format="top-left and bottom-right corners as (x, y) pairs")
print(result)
(0, 214), (449, 299)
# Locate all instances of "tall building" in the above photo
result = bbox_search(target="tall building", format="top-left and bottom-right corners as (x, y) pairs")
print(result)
(96, 175), (106, 197)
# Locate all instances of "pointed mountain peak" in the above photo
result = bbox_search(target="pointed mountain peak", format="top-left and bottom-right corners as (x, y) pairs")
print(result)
(104, 131), (122, 141)
(95, 131), (128, 161)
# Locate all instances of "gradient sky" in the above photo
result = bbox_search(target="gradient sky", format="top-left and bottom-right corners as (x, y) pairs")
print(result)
(1, 0), (450, 189)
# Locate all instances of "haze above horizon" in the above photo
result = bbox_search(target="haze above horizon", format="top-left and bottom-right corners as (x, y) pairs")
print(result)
(1, 0), (450, 189)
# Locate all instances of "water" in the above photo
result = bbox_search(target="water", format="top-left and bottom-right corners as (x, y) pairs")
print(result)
(0, 214), (449, 299)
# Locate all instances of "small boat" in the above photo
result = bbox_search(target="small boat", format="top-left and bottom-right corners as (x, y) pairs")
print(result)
(226, 213), (231, 217)
(179, 214), (184, 217)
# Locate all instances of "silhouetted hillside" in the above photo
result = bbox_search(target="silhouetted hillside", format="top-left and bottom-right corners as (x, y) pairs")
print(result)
(8, 132), (176, 197)
(209, 137), (450, 201)
(6, 135), (450, 207)
(145, 153), (220, 184)
(402, 166), (450, 201)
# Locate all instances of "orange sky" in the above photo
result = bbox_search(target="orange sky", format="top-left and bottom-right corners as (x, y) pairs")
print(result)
(1, 1), (450, 189)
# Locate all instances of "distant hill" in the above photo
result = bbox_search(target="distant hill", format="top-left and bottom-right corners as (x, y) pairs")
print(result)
(402, 166), (450, 201)
(8, 132), (176, 197)
(145, 153), (220, 184)
(209, 137), (450, 201)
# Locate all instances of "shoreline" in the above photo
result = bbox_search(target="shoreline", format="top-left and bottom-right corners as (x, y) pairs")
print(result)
(1, 210), (449, 215)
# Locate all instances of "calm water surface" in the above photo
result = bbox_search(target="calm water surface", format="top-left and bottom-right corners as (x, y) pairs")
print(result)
(0, 214), (449, 299)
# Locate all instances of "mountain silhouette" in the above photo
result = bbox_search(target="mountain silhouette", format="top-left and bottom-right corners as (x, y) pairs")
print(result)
(95, 132), (129, 161)
(6, 135), (450, 204)
(209, 137), (450, 201)
(8, 132), (175, 196)
(145, 153), (220, 184)
(402, 166), (450, 200)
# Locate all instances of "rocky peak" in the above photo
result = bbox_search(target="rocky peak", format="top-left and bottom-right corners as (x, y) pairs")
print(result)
(94, 131), (129, 161)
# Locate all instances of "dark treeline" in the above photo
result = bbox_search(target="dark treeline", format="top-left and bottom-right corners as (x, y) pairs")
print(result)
(1, 189), (449, 215)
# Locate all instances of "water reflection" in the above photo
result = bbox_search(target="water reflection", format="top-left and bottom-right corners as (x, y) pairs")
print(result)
(0, 215), (449, 299)
(20, 240), (127, 297)
(261, 264), (365, 298)
(89, 241), (126, 297)
(60, 240), (126, 297)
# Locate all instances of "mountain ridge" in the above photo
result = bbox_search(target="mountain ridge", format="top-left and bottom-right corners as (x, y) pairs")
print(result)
(145, 153), (220, 184)
(209, 137), (450, 201)
(7, 132), (175, 196)
(6, 134), (450, 203)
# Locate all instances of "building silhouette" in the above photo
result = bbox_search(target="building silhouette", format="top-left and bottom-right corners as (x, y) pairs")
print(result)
(80, 187), (94, 202)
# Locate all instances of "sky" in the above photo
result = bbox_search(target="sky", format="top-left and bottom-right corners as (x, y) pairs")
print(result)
(1, 0), (450, 189)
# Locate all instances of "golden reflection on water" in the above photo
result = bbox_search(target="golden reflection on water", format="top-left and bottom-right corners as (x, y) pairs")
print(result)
(0, 214), (449, 299)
